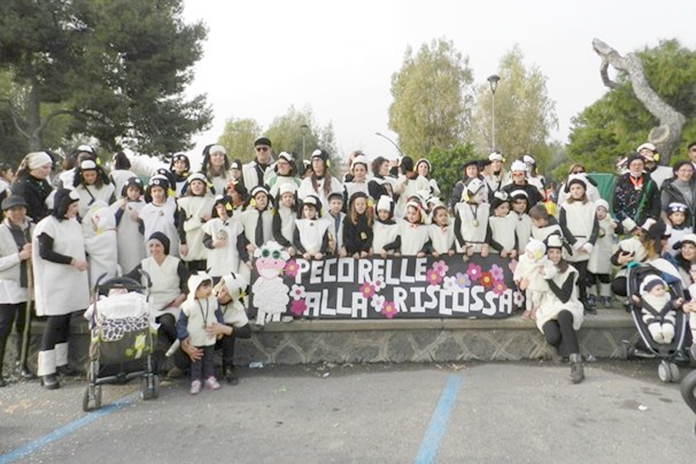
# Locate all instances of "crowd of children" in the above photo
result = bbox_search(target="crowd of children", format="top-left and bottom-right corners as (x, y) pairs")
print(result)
(4, 138), (696, 391)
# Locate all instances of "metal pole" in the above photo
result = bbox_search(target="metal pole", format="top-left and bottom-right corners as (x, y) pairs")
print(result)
(491, 93), (496, 152)
(375, 132), (406, 158)
(487, 74), (500, 152)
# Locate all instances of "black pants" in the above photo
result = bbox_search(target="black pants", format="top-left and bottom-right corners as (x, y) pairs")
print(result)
(572, 260), (589, 307)
(0, 302), (30, 370)
(216, 335), (237, 367)
(587, 272), (611, 286)
(186, 260), (206, 273)
(153, 313), (177, 373)
(190, 345), (214, 381)
(40, 314), (71, 351)
(542, 310), (579, 358)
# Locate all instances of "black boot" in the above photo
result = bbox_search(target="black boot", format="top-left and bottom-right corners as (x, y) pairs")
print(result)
(56, 365), (78, 377)
(41, 374), (60, 390)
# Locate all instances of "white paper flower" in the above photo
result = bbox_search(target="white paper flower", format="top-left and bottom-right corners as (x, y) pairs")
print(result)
(442, 276), (457, 292)
(290, 284), (306, 301)
(372, 275), (386, 292)
(371, 294), (386, 311)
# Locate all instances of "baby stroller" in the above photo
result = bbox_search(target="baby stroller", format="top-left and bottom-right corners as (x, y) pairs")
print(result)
(82, 271), (159, 411)
(625, 264), (690, 383)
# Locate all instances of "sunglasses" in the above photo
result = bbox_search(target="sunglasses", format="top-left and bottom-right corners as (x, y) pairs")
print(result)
(256, 146), (269, 152)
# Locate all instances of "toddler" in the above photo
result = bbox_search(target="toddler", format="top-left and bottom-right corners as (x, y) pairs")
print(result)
(513, 239), (557, 320)
(635, 275), (680, 344)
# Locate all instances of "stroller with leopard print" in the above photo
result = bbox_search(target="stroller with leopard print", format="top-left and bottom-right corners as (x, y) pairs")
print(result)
(81, 271), (159, 411)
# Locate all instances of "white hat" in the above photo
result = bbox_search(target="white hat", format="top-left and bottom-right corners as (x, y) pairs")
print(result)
(466, 178), (485, 195)
(80, 160), (97, 170)
(376, 195), (393, 212)
(278, 183), (297, 196)
(510, 160), (527, 172)
(595, 199), (610, 211)
(667, 202), (688, 214)
(186, 271), (213, 300)
(637, 142), (657, 153)
(302, 195), (320, 207)
(187, 172), (208, 184)
(209, 144), (227, 155)
(26, 151), (53, 170)
(488, 152), (503, 162)
(621, 218), (638, 233)
(509, 189), (529, 200)
(523, 155), (535, 165)
(640, 275), (665, 295)
(415, 158), (432, 171)
(222, 272), (248, 299)
(546, 234), (563, 250)
(525, 239), (546, 260)
(76, 144), (94, 154)
(250, 185), (269, 198)
(278, 151), (295, 163)
(640, 218), (656, 232)
(351, 155), (368, 171)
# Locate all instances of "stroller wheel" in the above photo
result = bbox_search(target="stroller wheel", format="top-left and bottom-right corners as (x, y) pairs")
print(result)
(82, 386), (91, 412)
(141, 374), (159, 400)
(669, 363), (680, 382)
(94, 385), (102, 409)
(658, 361), (672, 383)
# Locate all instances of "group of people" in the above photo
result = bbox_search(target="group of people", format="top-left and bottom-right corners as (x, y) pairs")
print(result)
(3, 138), (696, 389)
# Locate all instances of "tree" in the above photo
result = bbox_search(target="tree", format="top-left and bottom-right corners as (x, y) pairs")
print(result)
(470, 45), (558, 170)
(427, 142), (477, 204)
(218, 117), (263, 163)
(388, 38), (473, 159)
(0, 0), (211, 154)
(568, 39), (696, 171)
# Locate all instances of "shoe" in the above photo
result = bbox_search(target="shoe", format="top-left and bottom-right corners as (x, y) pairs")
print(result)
(190, 380), (202, 395)
(587, 294), (597, 308)
(602, 296), (612, 308)
(57, 365), (78, 377)
(205, 376), (221, 390)
(224, 366), (239, 385)
(19, 365), (36, 380)
(569, 353), (585, 384)
(41, 374), (60, 390)
(584, 304), (597, 315)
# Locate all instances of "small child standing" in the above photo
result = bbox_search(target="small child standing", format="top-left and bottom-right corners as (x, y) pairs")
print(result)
(325, 192), (346, 257)
(202, 195), (249, 281)
(294, 195), (330, 260)
(488, 191), (518, 258)
(428, 202), (456, 258)
(454, 178), (490, 257)
(139, 175), (180, 257)
(239, 186), (274, 253)
(384, 200), (429, 257)
(373, 195), (399, 258)
(635, 275), (680, 344)
(272, 183), (298, 255)
(588, 199), (617, 308)
(665, 203), (693, 256)
(176, 272), (225, 395)
(343, 192), (373, 258)
(113, 177), (147, 274)
(513, 239), (557, 320)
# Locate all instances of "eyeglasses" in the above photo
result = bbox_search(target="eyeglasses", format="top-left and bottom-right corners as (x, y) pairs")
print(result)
(256, 146), (269, 152)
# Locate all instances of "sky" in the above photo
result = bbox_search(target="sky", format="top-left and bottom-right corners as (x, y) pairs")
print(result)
(181, 0), (696, 163)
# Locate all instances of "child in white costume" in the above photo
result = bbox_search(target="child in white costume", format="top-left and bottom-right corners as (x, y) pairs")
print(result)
(239, 186), (274, 253)
(373, 195), (399, 257)
(428, 202), (456, 257)
(510, 190), (532, 256)
(488, 191), (518, 258)
(177, 172), (215, 272)
(176, 272), (225, 395)
(383, 200), (429, 257)
(202, 195), (249, 281)
(587, 199), (617, 308)
(514, 239), (557, 320)
(139, 175), (180, 258)
(454, 178), (491, 256)
(665, 203), (693, 256)
(272, 183), (298, 254)
(635, 275), (680, 344)
(112, 177), (146, 274)
(294, 195), (331, 260)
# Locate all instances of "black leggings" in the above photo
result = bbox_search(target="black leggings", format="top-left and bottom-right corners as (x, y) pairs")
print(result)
(572, 260), (589, 306)
(542, 310), (580, 357)
(0, 303), (30, 368)
(40, 314), (71, 351)
(190, 345), (215, 381)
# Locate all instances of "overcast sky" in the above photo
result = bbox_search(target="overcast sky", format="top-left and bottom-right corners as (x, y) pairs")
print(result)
(181, 0), (696, 162)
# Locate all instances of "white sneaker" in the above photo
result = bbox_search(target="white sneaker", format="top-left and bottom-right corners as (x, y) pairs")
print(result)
(190, 380), (202, 395)
(205, 376), (221, 390)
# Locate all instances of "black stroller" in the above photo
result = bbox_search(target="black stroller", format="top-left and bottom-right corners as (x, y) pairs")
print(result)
(625, 265), (690, 383)
(82, 272), (159, 411)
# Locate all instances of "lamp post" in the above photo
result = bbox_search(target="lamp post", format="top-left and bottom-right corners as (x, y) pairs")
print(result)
(375, 131), (406, 158)
(487, 74), (500, 152)
(300, 124), (309, 163)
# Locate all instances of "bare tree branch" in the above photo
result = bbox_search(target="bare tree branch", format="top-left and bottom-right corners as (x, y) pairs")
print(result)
(592, 38), (686, 161)
(1, 98), (30, 140)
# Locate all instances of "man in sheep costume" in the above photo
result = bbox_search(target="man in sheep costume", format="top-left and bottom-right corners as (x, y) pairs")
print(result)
(252, 241), (290, 325)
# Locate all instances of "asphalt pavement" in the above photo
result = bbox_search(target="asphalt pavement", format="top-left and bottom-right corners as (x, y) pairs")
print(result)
(1, 360), (695, 463)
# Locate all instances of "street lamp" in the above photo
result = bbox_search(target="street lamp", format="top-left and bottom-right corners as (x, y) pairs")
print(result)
(300, 124), (309, 163)
(487, 74), (500, 152)
(375, 131), (406, 158)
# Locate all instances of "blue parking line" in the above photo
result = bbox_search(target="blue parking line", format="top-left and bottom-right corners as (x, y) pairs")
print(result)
(0, 392), (139, 464)
(414, 375), (462, 464)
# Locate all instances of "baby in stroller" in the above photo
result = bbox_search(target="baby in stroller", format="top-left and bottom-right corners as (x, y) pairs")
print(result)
(632, 275), (682, 344)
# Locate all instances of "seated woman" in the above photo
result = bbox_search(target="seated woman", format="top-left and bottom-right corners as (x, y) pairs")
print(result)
(520, 235), (585, 383)
(126, 232), (187, 372)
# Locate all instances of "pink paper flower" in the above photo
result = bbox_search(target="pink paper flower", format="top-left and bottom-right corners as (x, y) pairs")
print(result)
(490, 264), (504, 282)
(382, 300), (397, 319)
(466, 263), (483, 282)
(480, 272), (494, 289)
(284, 259), (299, 277)
(492, 280), (507, 296)
(360, 281), (376, 299)
(455, 272), (471, 288)
(290, 299), (307, 316)
(432, 260), (449, 277)
(426, 268), (443, 286)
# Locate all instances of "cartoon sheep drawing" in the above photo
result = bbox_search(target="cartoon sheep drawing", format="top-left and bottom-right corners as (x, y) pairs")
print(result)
(252, 241), (290, 325)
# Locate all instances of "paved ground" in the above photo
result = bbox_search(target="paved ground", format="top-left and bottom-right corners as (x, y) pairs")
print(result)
(1, 360), (695, 463)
